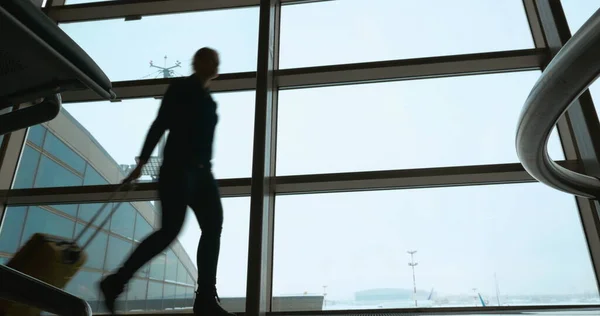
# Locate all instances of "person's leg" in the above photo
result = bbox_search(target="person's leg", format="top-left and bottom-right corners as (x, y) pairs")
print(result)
(189, 169), (233, 316)
(100, 172), (189, 314)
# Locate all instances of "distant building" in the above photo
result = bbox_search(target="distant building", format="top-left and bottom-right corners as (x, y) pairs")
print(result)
(0, 109), (197, 313)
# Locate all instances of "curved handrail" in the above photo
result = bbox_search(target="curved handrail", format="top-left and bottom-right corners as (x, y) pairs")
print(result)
(0, 264), (92, 316)
(516, 8), (600, 199)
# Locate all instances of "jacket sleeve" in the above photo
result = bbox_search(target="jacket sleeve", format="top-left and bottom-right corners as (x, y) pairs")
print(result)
(138, 83), (178, 163)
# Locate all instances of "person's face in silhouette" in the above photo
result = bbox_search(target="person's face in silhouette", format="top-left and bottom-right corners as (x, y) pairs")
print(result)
(194, 48), (220, 81)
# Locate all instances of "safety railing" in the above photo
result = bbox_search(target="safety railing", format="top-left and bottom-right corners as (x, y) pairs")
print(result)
(0, 264), (92, 316)
(516, 8), (600, 199)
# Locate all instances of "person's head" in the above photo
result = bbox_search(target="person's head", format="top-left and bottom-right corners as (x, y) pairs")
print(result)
(192, 47), (220, 81)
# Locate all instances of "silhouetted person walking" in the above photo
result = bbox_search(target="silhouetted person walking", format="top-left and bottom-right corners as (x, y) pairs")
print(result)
(99, 47), (234, 316)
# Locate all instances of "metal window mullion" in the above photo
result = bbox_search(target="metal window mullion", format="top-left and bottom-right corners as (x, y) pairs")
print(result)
(1, 161), (583, 205)
(534, 0), (600, 293)
(246, 0), (280, 315)
(59, 49), (545, 103)
(0, 122), (28, 230)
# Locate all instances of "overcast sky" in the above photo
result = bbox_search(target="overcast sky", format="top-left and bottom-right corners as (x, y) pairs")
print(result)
(57, 0), (600, 301)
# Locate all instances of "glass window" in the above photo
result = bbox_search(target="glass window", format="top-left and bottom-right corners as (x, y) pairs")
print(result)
(177, 261), (187, 284)
(127, 278), (149, 302)
(59, 7), (259, 81)
(134, 213), (152, 242)
(43, 132), (86, 174)
(13, 146), (40, 189)
(34, 156), (83, 187)
(50, 204), (79, 218)
(0, 207), (27, 253)
(84, 165), (108, 185)
(272, 183), (598, 311)
(186, 272), (194, 286)
(27, 124), (46, 147)
(0, 257), (7, 265)
(75, 223), (108, 270)
(137, 262), (150, 279)
(78, 202), (112, 226)
(105, 235), (132, 271)
(110, 203), (136, 240)
(62, 91), (255, 181)
(146, 280), (164, 311)
(21, 207), (75, 244)
(561, 1), (600, 122)
(276, 71), (565, 175)
(65, 270), (102, 312)
(150, 254), (166, 281)
(163, 284), (176, 309)
(177, 198), (249, 308)
(165, 250), (178, 282)
(280, 0), (533, 69)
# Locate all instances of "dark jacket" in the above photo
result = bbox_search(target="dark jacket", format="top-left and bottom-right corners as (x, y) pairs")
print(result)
(138, 75), (218, 169)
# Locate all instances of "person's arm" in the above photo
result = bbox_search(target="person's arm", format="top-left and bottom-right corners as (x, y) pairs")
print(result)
(138, 84), (178, 164)
(122, 84), (177, 183)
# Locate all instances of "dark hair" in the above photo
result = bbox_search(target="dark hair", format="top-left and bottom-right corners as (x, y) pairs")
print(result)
(192, 47), (217, 72)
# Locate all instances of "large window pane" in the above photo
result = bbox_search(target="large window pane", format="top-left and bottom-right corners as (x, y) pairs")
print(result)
(126, 278), (149, 311)
(34, 156), (83, 187)
(150, 254), (166, 281)
(134, 213), (152, 242)
(110, 203), (136, 240)
(280, 0), (533, 69)
(62, 91), (255, 181)
(276, 71), (565, 175)
(65, 270), (102, 312)
(75, 223), (108, 270)
(21, 207), (75, 244)
(27, 124), (46, 147)
(0, 207), (27, 253)
(177, 197), (249, 312)
(59, 8), (259, 81)
(273, 183), (599, 311)
(105, 235), (132, 271)
(84, 165), (109, 185)
(146, 281), (164, 311)
(13, 146), (40, 189)
(561, 1), (600, 123)
(43, 132), (86, 174)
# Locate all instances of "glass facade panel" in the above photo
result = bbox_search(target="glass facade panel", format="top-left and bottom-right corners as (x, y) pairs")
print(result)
(78, 202), (112, 225)
(34, 156), (83, 187)
(273, 183), (598, 311)
(150, 254), (166, 281)
(59, 8), (259, 81)
(105, 235), (132, 271)
(163, 284), (176, 310)
(0, 207), (27, 253)
(13, 146), (40, 189)
(75, 223), (108, 270)
(50, 204), (79, 218)
(42, 132), (86, 174)
(280, 0), (533, 69)
(165, 250), (178, 282)
(134, 213), (152, 242)
(276, 71), (565, 175)
(84, 165), (108, 185)
(27, 124), (46, 147)
(146, 280), (164, 311)
(20, 207), (75, 244)
(65, 270), (102, 312)
(110, 203), (136, 240)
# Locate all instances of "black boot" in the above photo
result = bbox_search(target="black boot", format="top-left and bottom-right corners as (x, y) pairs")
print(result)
(193, 286), (236, 316)
(99, 274), (126, 315)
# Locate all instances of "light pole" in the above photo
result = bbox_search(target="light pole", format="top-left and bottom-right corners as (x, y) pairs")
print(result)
(323, 285), (328, 308)
(407, 250), (418, 307)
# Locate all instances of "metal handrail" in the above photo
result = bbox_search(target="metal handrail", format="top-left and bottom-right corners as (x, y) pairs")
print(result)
(516, 8), (600, 199)
(0, 264), (92, 316)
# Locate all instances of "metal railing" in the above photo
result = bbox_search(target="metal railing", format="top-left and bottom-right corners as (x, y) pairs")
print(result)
(0, 264), (92, 316)
(516, 8), (600, 199)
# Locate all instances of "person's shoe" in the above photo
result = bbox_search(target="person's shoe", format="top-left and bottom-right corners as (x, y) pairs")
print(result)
(193, 287), (236, 316)
(99, 274), (126, 315)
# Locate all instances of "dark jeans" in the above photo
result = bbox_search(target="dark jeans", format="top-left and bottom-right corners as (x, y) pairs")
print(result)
(117, 165), (223, 289)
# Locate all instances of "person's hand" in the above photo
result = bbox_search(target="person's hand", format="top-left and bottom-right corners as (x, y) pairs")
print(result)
(122, 164), (143, 184)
